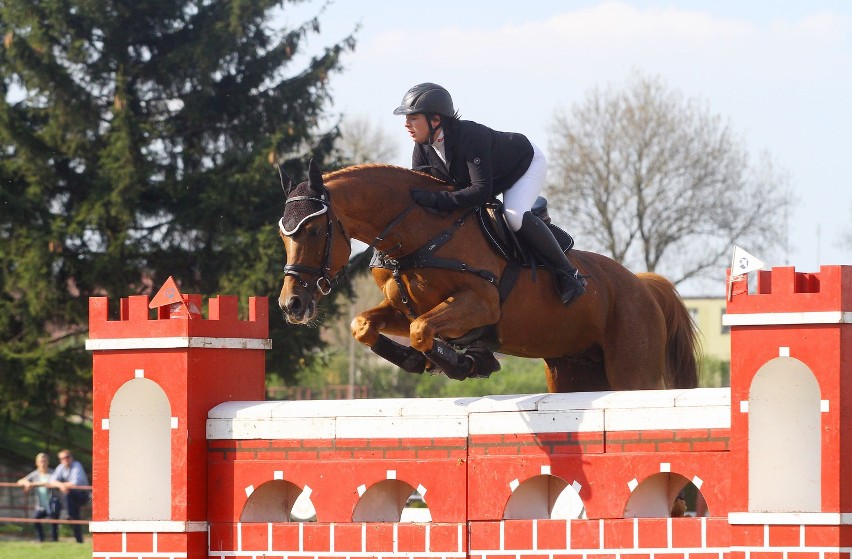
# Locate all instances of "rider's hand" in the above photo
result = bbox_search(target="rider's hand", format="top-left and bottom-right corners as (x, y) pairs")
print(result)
(411, 189), (439, 208)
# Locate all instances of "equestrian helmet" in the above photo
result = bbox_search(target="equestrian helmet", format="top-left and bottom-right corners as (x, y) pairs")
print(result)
(392, 83), (455, 117)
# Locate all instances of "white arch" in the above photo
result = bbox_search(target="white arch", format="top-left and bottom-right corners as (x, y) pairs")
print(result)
(749, 356), (821, 512)
(241, 480), (316, 522)
(624, 472), (690, 518)
(504, 474), (585, 520)
(109, 378), (171, 520)
(353, 479), (427, 522)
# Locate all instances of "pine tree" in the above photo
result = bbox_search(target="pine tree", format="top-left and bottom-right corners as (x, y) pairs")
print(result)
(0, 0), (355, 421)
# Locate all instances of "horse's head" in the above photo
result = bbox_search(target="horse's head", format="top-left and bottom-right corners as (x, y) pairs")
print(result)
(277, 160), (352, 324)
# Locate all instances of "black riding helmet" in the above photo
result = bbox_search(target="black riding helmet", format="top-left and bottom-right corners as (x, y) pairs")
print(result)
(393, 83), (455, 145)
(393, 83), (455, 116)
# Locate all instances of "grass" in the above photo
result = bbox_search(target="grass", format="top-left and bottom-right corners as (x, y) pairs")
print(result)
(0, 539), (92, 559)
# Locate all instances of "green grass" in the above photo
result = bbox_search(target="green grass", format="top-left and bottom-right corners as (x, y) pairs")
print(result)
(0, 539), (92, 559)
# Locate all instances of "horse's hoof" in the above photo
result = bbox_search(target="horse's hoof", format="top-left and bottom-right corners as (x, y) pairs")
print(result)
(464, 343), (501, 378)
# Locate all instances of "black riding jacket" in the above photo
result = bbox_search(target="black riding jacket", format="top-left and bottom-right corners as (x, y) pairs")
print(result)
(411, 119), (534, 210)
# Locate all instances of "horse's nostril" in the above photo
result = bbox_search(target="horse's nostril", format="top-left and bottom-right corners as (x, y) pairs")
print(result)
(285, 295), (303, 316)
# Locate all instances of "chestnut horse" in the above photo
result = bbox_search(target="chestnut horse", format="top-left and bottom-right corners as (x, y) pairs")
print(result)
(278, 161), (699, 391)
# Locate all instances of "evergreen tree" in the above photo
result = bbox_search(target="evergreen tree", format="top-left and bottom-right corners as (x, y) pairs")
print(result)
(0, 0), (355, 421)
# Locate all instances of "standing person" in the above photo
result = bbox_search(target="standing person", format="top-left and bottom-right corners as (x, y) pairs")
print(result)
(16, 452), (60, 542)
(49, 449), (89, 543)
(393, 82), (587, 306)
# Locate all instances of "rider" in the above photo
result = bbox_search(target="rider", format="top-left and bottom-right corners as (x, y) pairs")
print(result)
(393, 82), (586, 306)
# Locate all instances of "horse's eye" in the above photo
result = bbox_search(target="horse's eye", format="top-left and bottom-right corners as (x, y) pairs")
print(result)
(307, 226), (322, 238)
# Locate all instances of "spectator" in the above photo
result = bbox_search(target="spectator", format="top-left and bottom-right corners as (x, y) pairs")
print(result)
(17, 452), (61, 542)
(49, 449), (89, 543)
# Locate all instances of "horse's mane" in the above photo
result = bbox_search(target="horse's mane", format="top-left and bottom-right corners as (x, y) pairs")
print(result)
(323, 163), (446, 187)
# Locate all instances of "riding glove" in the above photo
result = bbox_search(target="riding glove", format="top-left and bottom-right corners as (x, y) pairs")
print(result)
(411, 189), (453, 210)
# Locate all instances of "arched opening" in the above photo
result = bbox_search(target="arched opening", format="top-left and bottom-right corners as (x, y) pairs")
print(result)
(241, 480), (316, 522)
(503, 474), (585, 520)
(400, 488), (431, 523)
(749, 356), (821, 512)
(353, 480), (430, 522)
(624, 473), (711, 518)
(109, 378), (171, 520)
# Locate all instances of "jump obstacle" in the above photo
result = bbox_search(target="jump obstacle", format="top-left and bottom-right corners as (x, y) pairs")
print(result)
(85, 265), (851, 559)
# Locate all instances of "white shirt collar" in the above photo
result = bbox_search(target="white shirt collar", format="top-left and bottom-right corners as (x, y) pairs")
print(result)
(431, 129), (447, 164)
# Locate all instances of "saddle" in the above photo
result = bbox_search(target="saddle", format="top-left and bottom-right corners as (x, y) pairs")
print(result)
(478, 196), (574, 265)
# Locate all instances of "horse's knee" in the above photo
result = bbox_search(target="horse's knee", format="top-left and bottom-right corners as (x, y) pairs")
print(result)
(409, 318), (434, 352)
(351, 315), (379, 346)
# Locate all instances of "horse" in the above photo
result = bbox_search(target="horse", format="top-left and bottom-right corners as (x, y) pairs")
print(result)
(277, 160), (699, 392)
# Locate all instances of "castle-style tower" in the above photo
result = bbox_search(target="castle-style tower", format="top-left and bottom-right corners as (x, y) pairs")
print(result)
(725, 265), (850, 552)
(86, 291), (269, 559)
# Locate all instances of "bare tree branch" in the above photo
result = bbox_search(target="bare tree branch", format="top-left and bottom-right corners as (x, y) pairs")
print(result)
(546, 73), (793, 287)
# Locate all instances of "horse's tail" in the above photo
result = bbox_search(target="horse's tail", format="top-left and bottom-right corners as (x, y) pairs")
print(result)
(638, 273), (701, 389)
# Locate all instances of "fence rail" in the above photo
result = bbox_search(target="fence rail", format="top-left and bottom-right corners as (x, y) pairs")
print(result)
(0, 481), (92, 526)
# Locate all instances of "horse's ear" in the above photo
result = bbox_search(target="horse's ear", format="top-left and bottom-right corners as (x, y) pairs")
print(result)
(275, 164), (294, 195)
(308, 159), (323, 190)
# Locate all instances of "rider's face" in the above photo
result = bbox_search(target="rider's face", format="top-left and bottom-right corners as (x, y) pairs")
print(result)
(404, 114), (440, 144)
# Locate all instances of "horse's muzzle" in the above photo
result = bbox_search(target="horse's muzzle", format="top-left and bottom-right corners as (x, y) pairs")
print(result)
(279, 293), (317, 325)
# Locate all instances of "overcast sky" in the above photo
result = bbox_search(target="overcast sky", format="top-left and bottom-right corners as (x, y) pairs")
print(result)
(280, 1), (851, 293)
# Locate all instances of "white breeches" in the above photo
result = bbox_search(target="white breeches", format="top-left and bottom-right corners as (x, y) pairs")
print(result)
(503, 142), (547, 231)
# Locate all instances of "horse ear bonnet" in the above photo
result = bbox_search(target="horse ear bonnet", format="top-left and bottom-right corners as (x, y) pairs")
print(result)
(279, 181), (328, 236)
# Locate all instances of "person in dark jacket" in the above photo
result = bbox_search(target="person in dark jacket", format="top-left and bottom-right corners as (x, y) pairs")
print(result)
(393, 82), (586, 306)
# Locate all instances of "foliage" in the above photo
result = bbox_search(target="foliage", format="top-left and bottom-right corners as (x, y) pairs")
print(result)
(700, 356), (730, 388)
(415, 355), (548, 397)
(0, 0), (356, 419)
(0, 416), (92, 475)
(546, 73), (792, 287)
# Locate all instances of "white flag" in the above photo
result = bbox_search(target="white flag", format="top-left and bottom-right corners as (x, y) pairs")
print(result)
(730, 245), (765, 278)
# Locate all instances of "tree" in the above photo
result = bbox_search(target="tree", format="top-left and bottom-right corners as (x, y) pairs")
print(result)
(0, 0), (355, 421)
(546, 74), (791, 287)
(333, 115), (400, 165)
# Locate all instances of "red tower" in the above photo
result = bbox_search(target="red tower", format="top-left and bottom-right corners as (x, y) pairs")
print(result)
(86, 291), (268, 559)
(725, 265), (851, 555)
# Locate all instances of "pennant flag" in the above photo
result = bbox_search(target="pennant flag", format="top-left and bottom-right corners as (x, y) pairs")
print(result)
(149, 276), (185, 309)
(730, 245), (765, 278)
(728, 246), (765, 301)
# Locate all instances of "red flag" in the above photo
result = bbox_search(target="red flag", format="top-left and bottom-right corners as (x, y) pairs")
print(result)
(149, 276), (185, 309)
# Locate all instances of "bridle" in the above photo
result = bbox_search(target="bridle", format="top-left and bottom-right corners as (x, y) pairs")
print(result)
(279, 185), (345, 296)
(279, 183), (418, 297)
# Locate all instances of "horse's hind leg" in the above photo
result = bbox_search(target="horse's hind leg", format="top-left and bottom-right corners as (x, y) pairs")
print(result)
(544, 352), (609, 393)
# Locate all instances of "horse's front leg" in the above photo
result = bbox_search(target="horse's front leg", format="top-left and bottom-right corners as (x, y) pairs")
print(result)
(410, 288), (501, 379)
(351, 298), (426, 373)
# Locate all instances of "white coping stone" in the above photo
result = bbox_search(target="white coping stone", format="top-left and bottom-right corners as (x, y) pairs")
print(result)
(85, 336), (271, 351)
(334, 415), (468, 439)
(605, 404), (730, 432)
(206, 417), (336, 440)
(468, 409), (604, 435)
(208, 388), (732, 440)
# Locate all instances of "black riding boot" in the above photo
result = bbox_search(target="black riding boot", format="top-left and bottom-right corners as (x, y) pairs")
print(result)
(517, 211), (587, 306)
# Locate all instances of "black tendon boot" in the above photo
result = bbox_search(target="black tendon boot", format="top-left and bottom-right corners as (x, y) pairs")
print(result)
(517, 211), (587, 306)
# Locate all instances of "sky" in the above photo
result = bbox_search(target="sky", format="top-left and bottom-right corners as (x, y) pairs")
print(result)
(279, 1), (851, 294)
